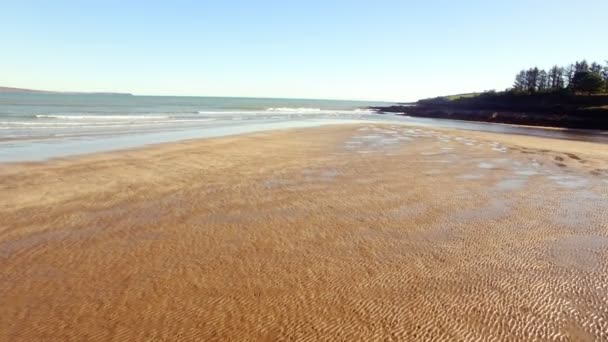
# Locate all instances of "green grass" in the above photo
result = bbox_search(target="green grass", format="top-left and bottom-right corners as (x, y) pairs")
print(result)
(442, 93), (482, 101)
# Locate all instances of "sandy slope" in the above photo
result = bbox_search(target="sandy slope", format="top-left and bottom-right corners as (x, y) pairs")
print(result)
(1, 124), (607, 341)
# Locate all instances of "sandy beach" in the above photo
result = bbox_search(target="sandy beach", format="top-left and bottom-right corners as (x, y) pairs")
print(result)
(1, 123), (608, 341)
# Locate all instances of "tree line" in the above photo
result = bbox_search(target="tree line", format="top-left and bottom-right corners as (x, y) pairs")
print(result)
(512, 60), (607, 94)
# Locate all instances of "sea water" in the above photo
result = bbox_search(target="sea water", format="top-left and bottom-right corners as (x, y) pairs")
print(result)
(0, 93), (386, 161)
(1, 93), (606, 162)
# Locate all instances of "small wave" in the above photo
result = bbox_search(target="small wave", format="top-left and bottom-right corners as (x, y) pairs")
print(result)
(351, 108), (375, 113)
(33, 114), (219, 122)
(196, 108), (373, 115)
(266, 107), (322, 113)
(1, 119), (216, 128)
(196, 110), (258, 115)
(266, 107), (374, 114)
(35, 114), (172, 120)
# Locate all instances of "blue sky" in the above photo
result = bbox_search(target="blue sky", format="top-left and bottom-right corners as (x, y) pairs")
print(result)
(2, 0), (607, 101)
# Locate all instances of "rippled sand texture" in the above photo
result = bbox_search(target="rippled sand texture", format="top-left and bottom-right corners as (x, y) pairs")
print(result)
(1, 124), (608, 341)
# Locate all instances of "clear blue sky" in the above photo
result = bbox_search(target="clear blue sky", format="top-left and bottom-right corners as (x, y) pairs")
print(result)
(2, 0), (607, 101)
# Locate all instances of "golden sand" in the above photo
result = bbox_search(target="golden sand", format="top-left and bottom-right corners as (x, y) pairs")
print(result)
(1, 124), (607, 341)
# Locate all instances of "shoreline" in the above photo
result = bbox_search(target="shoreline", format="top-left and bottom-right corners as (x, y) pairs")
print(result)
(3, 116), (608, 165)
(372, 105), (608, 130)
(372, 92), (608, 130)
(0, 119), (365, 163)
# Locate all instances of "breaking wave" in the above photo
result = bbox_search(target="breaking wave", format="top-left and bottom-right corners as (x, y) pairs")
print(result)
(35, 114), (173, 120)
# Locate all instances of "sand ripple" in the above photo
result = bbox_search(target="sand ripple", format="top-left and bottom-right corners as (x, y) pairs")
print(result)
(1, 125), (607, 341)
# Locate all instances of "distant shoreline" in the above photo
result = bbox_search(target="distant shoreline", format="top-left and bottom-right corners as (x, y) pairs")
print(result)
(0, 86), (132, 96)
(372, 106), (608, 130)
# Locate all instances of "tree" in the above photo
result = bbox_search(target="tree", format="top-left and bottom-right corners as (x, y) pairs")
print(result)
(525, 67), (540, 92)
(537, 70), (548, 92)
(513, 70), (527, 91)
(602, 61), (608, 90)
(563, 64), (576, 89)
(547, 66), (564, 91)
(574, 60), (589, 73)
(571, 71), (605, 94)
(512, 59), (607, 94)
(590, 62), (603, 75)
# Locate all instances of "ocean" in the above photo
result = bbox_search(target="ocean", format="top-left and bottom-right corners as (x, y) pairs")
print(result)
(0, 93), (390, 161)
(1, 93), (606, 162)
(0, 93), (389, 140)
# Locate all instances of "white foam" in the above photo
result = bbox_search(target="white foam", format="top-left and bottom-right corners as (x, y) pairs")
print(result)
(35, 114), (172, 120)
(266, 107), (373, 115)
(267, 107), (322, 113)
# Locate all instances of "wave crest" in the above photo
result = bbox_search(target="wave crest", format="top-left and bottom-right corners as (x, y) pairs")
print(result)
(266, 107), (322, 113)
(35, 114), (172, 120)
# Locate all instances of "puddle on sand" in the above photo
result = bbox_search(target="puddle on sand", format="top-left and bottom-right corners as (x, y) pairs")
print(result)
(359, 135), (384, 140)
(302, 169), (339, 182)
(548, 175), (589, 189)
(477, 162), (495, 169)
(494, 178), (527, 191)
(457, 173), (484, 180)
(491, 158), (511, 165)
(489, 142), (508, 153)
(344, 128), (412, 154)
(514, 169), (540, 176)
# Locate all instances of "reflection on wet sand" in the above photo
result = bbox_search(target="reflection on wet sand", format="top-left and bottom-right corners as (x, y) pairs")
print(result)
(1, 124), (607, 341)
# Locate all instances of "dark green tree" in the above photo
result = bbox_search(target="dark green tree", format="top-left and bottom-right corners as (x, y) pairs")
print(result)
(537, 70), (548, 92)
(563, 64), (576, 88)
(602, 61), (608, 89)
(574, 60), (589, 73)
(513, 70), (527, 91)
(590, 62), (603, 75)
(525, 67), (540, 92)
(547, 66), (564, 90)
(512, 60), (606, 94)
(571, 71), (605, 94)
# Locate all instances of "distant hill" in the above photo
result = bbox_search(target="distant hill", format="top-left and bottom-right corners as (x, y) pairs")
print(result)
(372, 91), (608, 130)
(0, 86), (55, 94)
(0, 86), (132, 96)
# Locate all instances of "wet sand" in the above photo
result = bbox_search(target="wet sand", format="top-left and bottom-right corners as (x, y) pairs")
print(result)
(1, 124), (608, 341)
